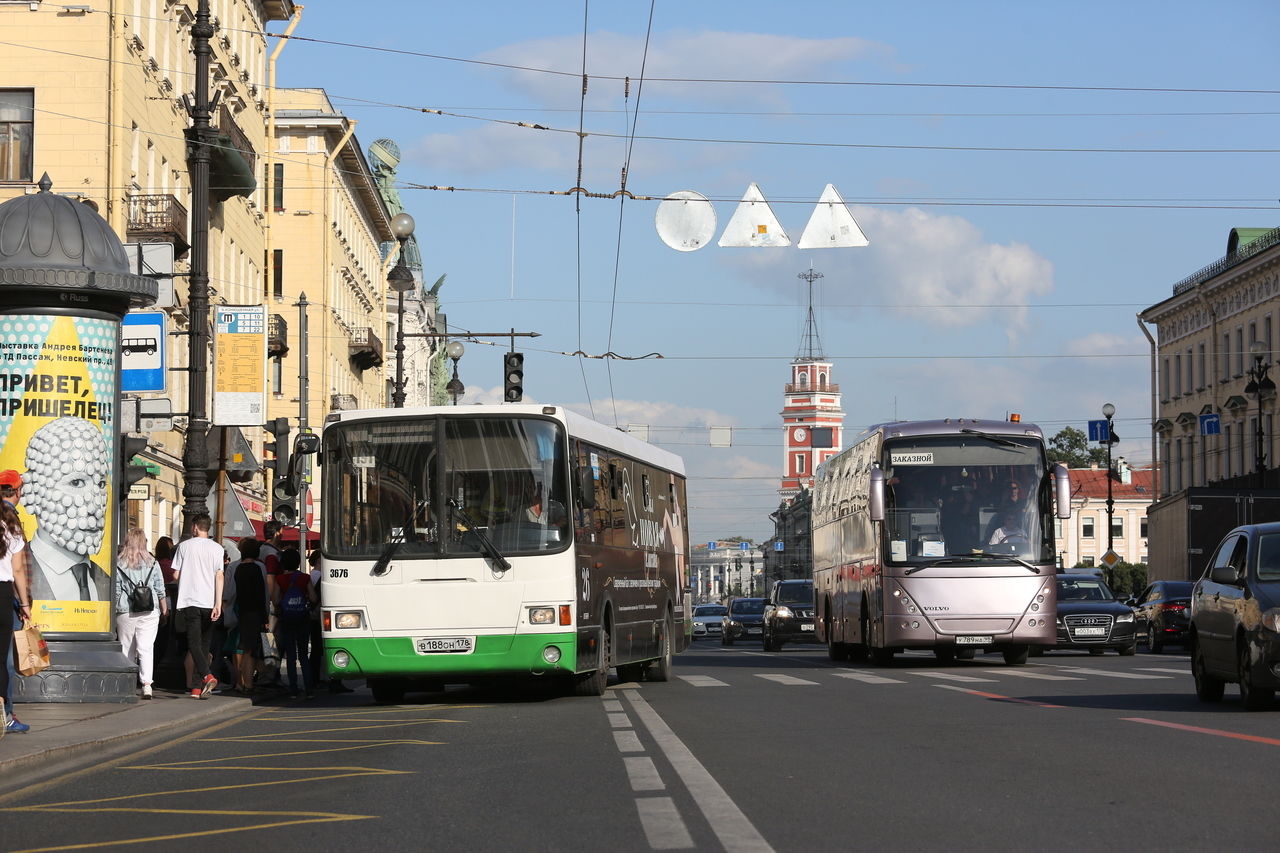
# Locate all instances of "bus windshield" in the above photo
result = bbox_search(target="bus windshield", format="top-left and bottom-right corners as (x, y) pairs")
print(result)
(882, 434), (1053, 565)
(323, 415), (570, 559)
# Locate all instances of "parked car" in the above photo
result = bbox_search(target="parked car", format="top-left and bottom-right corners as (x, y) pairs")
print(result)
(691, 604), (727, 639)
(721, 597), (766, 645)
(1191, 523), (1280, 710)
(1129, 580), (1194, 653)
(762, 579), (818, 651)
(1039, 574), (1136, 655)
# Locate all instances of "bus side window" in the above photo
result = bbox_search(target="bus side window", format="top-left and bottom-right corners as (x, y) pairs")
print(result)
(642, 474), (652, 511)
(609, 463), (619, 500)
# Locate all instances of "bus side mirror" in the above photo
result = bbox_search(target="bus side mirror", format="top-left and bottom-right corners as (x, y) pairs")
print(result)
(869, 466), (885, 522)
(577, 467), (597, 509)
(1053, 463), (1071, 519)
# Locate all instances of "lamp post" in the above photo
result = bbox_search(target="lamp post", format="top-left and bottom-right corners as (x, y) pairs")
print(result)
(1245, 340), (1276, 488)
(445, 340), (466, 405)
(1102, 402), (1116, 555)
(387, 212), (416, 408)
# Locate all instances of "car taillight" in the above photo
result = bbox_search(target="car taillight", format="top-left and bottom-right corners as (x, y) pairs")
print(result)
(1161, 603), (1187, 611)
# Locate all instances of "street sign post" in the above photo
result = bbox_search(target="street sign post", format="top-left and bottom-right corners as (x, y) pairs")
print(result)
(1101, 549), (1122, 569)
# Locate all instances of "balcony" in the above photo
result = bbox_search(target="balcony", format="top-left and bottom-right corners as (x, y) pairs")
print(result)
(268, 314), (288, 358)
(125, 194), (190, 258)
(349, 326), (383, 370)
(784, 382), (840, 394)
(330, 393), (358, 411)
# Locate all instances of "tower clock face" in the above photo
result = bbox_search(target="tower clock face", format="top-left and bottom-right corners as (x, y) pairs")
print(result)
(793, 427), (807, 442)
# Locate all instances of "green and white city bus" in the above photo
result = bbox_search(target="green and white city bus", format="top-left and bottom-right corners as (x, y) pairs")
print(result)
(319, 404), (691, 701)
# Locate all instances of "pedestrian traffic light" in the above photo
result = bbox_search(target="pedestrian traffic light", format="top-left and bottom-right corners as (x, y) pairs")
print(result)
(503, 352), (524, 402)
(120, 435), (151, 499)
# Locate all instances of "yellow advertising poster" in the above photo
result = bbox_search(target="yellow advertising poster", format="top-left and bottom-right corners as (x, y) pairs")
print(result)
(213, 305), (266, 426)
(0, 314), (117, 634)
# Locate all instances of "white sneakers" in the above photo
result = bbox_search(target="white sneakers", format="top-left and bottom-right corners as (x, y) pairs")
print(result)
(141, 685), (153, 700)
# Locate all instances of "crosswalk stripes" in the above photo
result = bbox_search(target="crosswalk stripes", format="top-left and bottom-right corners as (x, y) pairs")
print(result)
(678, 664), (1184, 689)
(830, 671), (905, 684)
(1137, 667), (1191, 675)
(1043, 666), (1169, 680)
(904, 671), (998, 683)
(756, 674), (820, 686)
(678, 675), (730, 688)
(980, 669), (1082, 681)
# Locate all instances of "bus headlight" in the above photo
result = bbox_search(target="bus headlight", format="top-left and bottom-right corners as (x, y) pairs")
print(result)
(528, 607), (555, 625)
(335, 611), (362, 629)
(332, 651), (351, 669)
(543, 646), (562, 663)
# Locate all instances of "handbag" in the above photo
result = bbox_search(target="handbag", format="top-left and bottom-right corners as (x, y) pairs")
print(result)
(123, 564), (156, 613)
(13, 621), (50, 677)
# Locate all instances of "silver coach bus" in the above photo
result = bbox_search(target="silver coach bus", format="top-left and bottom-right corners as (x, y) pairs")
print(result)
(813, 417), (1072, 666)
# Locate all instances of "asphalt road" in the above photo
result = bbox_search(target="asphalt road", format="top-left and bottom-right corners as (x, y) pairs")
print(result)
(2, 640), (1277, 853)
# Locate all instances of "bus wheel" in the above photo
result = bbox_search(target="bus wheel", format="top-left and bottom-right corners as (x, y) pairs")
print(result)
(1002, 645), (1030, 666)
(645, 616), (674, 682)
(955, 648), (976, 660)
(574, 629), (611, 697)
(934, 647), (956, 664)
(369, 678), (406, 704)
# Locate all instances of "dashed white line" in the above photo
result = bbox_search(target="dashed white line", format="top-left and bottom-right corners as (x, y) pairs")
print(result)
(980, 669), (1082, 681)
(1051, 667), (1169, 679)
(678, 675), (730, 687)
(1137, 667), (1191, 675)
(608, 712), (631, 728)
(905, 671), (998, 683)
(756, 674), (820, 685)
(602, 698), (625, 713)
(830, 671), (906, 684)
(636, 797), (695, 849)
(624, 756), (666, 792)
(614, 730), (644, 753)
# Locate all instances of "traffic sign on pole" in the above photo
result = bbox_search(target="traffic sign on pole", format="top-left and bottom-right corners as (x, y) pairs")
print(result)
(121, 311), (166, 392)
(1101, 549), (1122, 569)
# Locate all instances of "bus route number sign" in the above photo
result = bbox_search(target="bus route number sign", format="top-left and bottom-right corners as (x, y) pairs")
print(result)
(415, 637), (474, 654)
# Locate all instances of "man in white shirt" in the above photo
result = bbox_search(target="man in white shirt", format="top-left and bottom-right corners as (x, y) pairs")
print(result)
(172, 514), (225, 698)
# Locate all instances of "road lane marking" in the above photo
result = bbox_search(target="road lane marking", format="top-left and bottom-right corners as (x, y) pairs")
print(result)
(1051, 667), (1168, 679)
(935, 684), (1065, 708)
(1124, 717), (1280, 746)
(603, 699), (625, 712)
(625, 691), (775, 853)
(1136, 667), (1191, 674)
(980, 669), (1082, 681)
(678, 675), (729, 687)
(756, 674), (819, 685)
(608, 712), (631, 729)
(636, 797), (695, 849)
(614, 730), (644, 753)
(906, 671), (998, 683)
(624, 756), (666, 792)
(830, 671), (905, 684)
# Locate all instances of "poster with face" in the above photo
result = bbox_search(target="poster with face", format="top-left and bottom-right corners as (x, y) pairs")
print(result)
(0, 314), (117, 633)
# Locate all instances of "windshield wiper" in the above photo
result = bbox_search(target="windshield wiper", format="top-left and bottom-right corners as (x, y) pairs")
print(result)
(905, 552), (1040, 574)
(448, 498), (512, 572)
(958, 427), (1021, 449)
(371, 498), (429, 577)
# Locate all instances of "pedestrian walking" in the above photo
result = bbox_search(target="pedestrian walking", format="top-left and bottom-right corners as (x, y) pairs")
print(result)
(172, 514), (224, 699)
(273, 548), (316, 699)
(233, 537), (267, 694)
(1, 470), (32, 733)
(152, 535), (177, 663)
(115, 527), (167, 699)
(0, 479), (34, 732)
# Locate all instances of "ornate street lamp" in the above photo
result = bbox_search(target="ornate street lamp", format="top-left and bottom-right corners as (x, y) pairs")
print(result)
(1102, 402), (1116, 555)
(387, 212), (416, 408)
(1244, 340), (1276, 487)
(445, 339), (466, 405)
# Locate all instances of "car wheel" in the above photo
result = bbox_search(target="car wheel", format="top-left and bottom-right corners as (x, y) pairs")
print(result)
(1028, 647), (1044, 657)
(1118, 642), (1137, 656)
(1238, 641), (1275, 711)
(1002, 645), (1029, 666)
(1192, 635), (1225, 703)
(1149, 624), (1164, 654)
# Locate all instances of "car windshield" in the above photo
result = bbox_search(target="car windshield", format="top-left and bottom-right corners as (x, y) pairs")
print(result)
(774, 583), (813, 605)
(1057, 577), (1116, 601)
(731, 599), (765, 615)
(695, 606), (727, 617)
(1258, 533), (1280, 581)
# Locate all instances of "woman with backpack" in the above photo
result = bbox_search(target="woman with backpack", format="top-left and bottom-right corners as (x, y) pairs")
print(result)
(272, 548), (316, 699)
(116, 527), (168, 699)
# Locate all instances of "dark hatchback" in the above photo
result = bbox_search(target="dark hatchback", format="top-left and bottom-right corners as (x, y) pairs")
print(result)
(721, 597), (766, 645)
(1130, 580), (1194, 653)
(1191, 523), (1280, 710)
(762, 579), (818, 651)
(1041, 574), (1136, 655)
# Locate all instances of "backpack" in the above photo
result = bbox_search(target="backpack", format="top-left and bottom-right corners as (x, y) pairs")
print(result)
(123, 564), (156, 613)
(279, 573), (309, 619)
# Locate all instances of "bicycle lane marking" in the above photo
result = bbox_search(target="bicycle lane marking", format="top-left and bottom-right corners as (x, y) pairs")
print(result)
(624, 690), (775, 853)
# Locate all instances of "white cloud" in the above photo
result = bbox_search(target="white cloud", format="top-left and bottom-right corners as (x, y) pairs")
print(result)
(1062, 332), (1147, 357)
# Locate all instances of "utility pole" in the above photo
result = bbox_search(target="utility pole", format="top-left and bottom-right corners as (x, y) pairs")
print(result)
(296, 292), (310, 545)
(180, 0), (214, 534)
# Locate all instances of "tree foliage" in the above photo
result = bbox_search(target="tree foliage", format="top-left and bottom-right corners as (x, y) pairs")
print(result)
(1046, 426), (1109, 469)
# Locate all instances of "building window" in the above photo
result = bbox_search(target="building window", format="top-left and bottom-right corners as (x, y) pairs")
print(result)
(1198, 342), (1206, 389)
(1140, 518), (1148, 538)
(1222, 332), (1231, 382)
(1161, 357), (1170, 400)
(0, 89), (34, 182)
(795, 454), (805, 475)
(1185, 347), (1193, 393)
(272, 162), (284, 210)
(1236, 327), (1245, 376)
(1081, 556), (1095, 567)
(1082, 518), (1094, 538)
(1112, 516), (1124, 540)
(272, 249), (283, 299)
(1174, 354), (1182, 397)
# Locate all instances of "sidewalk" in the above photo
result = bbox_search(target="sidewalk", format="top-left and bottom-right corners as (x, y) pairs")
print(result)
(0, 689), (253, 778)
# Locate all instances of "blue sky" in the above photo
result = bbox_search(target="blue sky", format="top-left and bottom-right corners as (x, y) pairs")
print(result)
(275, 1), (1280, 544)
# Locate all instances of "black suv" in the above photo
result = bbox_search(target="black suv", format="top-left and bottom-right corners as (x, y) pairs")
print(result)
(762, 579), (817, 651)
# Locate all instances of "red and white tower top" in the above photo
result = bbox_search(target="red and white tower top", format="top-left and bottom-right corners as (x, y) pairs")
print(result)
(780, 268), (845, 501)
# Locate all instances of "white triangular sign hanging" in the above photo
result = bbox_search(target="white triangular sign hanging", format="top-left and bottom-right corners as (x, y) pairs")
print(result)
(798, 184), (869, 249)
(717, 183), (790, 247)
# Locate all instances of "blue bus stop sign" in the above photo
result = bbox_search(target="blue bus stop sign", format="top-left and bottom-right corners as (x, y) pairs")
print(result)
(121, 311), (166, 392)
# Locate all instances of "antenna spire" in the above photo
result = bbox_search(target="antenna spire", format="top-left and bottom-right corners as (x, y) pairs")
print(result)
(796, 266), (825, 361)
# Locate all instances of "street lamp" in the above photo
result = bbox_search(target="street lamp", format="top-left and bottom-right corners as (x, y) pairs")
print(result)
(1244, 340), (1276, 487)
(388, 212), (416, 408)
(445, 339), (466, 405)
(1102, 402), (1116, 555)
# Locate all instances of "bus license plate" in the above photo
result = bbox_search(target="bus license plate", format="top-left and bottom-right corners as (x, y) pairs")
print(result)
(415, 637), (474, 654)
(955, 636), (992, 645)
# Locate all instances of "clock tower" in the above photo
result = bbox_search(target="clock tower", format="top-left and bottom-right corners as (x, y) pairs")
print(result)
(780, 269), (845, 501)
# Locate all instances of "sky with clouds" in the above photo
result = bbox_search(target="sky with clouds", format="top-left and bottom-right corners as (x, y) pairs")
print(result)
(277, 1), (1280, 543)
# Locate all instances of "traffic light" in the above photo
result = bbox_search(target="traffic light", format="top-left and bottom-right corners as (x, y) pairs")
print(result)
(503, 352), (524, 402)
(263, 418), (294, 524)
(120, 435), (151, 499)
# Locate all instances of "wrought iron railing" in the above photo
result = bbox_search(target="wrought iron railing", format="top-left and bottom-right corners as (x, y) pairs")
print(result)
(1172, 226), (1280, 295)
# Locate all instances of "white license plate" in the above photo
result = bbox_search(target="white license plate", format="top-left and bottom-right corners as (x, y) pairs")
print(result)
(415, 636), (474, 654)
(747, 628), (761, 635)
(955, 636), (992, 645)
(1073, 627), (1107, 637)
(800, 624), (815, 631)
